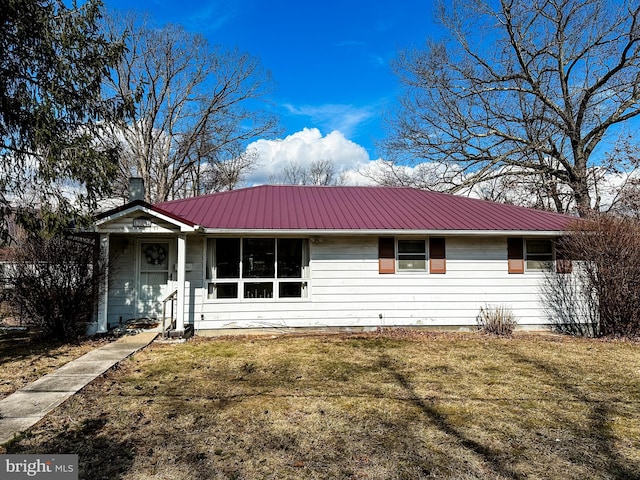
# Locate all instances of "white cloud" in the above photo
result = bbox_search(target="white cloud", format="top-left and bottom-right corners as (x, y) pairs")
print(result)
(244, 128), (377, 185)
(368, 54), (386, 67)
(283, 104), (376, 138)
(149, 1), (237, 33)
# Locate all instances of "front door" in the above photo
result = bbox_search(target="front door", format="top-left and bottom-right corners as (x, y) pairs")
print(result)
(137, 241), (171, 319)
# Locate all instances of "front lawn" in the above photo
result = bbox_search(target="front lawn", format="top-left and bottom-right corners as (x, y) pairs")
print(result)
(0, 331), (108, 400)
(4, 331), (640, 479)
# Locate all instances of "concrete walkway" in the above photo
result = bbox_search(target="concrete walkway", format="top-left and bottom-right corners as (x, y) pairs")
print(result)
(0, 332), (158, 446)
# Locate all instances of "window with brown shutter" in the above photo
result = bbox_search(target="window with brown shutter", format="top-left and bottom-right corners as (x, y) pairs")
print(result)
(507, 237), (524, 274)
(398, 239), (427, 271)
(525, 239), (553, 271)
(429, 237), (446, 274)
(378, 237), (395, 274)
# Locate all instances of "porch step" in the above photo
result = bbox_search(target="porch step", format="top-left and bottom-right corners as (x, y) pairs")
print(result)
(167, 324), (194, 339)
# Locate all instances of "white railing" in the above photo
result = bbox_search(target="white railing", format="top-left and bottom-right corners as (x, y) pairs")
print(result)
(161, 289), (178, 338)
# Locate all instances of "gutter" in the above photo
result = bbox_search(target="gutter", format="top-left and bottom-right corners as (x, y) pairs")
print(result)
(196, 229), (569, 237)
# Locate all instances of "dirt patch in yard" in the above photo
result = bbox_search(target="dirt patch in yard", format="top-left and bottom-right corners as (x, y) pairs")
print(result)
(0, 330), (111, 400)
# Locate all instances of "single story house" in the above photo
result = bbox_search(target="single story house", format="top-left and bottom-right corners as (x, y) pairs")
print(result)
(90, 184), (575, 335)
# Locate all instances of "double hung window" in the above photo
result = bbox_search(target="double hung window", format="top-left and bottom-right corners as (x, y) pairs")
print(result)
(378, 237), (446, 274)
(525, 239), (554, 271)
(508, 238), (557, 273)
(397, 240), (427, 271)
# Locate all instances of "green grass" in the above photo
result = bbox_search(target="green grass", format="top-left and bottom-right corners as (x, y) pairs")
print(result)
(4, 332), (640, 479)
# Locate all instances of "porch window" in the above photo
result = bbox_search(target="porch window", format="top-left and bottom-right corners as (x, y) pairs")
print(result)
(279, 281), (304, 298)
(244, 282), (273, 299)
(243, 238), (275, 278)
(207, 283), (238, 299)
(278, 238), (304, 278)
(206, 238), (309, 300)
(215, 238), (240, 278)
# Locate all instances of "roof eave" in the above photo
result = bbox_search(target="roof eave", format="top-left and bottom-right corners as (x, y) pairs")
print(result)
(200, 228), (568, 237)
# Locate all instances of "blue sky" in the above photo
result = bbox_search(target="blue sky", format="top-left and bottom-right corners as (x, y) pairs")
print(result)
(101, 0), (438, 181)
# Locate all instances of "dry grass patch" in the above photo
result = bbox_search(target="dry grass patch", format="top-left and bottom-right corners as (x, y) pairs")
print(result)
(4, 331), (640, 479)
(0, 331), (110, 399)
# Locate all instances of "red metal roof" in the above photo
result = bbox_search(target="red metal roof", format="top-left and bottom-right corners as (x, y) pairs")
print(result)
(154, 185), (575, 232)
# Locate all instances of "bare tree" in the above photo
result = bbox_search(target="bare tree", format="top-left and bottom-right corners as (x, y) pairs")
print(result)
(384, 0), (640, 216)
(102, 14), (278, 203)
(272, 162), (309, 185)
(360, 159), (574, 210)
(3, 235), (106, 339)
(473, 166), (577, 210)
(270, 158), (347, 185)
(198, 148), (260, 194)
(609, 178), (640, 217)
(542, 215), (640, 337)
(308, 158), (347, 185)
(360, 160), (462, 191)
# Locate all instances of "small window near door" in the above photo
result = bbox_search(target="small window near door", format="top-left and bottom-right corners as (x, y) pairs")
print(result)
(208, 283), (238, 299)
(398, 239), (427, 271)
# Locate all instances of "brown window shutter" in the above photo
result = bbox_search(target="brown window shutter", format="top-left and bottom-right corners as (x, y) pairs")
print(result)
(378, 237), (395, 274)
(507, 237), (524, 274)
(429, 237), (446, 274)
(555, 237), (573, 274)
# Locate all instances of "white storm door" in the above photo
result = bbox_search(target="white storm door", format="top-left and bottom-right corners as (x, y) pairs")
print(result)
(138, 241), (171, 319)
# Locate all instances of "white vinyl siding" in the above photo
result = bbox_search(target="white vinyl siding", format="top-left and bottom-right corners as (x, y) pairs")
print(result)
(106, 235), (137, 325)
(106, 235), (203, 328)
(191, 236), (552, 330)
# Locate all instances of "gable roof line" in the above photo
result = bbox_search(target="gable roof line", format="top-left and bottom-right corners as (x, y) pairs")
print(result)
(95, 199), (197, 230)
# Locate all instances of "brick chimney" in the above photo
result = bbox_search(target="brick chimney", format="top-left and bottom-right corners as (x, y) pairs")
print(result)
(128, 177), (144, 202)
